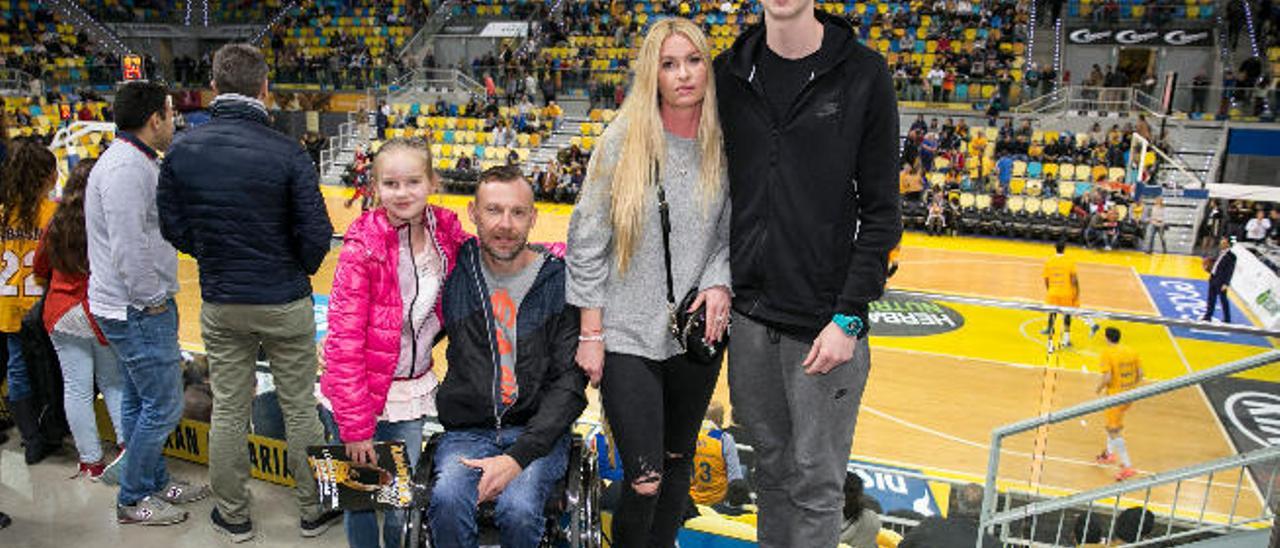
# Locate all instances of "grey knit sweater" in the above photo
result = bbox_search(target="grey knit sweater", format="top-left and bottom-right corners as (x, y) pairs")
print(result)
(566, 124), (731, 361)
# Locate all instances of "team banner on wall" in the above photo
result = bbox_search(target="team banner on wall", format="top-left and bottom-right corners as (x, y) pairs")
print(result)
(1066, 27), (1212, 47)
(1227, 244), (1280, 330)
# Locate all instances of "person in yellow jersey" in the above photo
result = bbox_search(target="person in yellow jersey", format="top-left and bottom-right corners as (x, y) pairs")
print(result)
(1094, 327), (1143, 481)
(1041, 240), (1098, 347)
(689, 401), (745, 507)
(0, 141), (60, 465)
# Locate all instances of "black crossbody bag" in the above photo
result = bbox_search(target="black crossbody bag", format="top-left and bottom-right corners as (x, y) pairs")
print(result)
(655, 163), (728, 365)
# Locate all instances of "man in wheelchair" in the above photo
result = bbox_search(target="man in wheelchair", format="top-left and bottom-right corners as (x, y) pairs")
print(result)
(430, 166), (588, 547)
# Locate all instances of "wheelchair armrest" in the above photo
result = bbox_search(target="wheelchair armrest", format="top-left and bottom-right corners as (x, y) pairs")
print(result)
(410, 434), (443, 507)
(564, 436), (587, 505)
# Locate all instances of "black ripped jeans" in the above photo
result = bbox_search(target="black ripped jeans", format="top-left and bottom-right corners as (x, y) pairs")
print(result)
(600, 351), (720, 548)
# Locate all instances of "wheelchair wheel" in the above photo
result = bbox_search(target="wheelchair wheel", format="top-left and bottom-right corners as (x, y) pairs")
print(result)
(575, 444), (602, 548)
(403, 506), (429, 548)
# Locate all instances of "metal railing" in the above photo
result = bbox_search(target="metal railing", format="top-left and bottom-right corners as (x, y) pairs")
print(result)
(398, 0), (461, 65)
(1168, 85), (1279, 119)
(319, 95), (376, 185)
(394, 68), (486, 98)
(0, 68), (33, 95)
(984, 447), (1278, 546)
(911, 285), (1280, 547)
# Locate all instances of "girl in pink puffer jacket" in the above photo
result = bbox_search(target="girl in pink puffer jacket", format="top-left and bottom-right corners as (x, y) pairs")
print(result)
(319, 138), (468, 548)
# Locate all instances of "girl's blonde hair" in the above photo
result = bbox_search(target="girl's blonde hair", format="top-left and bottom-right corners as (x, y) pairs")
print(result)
(370, 137), (441, 203)
(586, 17), (725, 274)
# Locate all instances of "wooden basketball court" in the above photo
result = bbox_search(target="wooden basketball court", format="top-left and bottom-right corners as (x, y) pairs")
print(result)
(170, 189), (1279, 524)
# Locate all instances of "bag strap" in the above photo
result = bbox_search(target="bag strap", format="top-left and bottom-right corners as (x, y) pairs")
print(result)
(655, 160), (676, 309)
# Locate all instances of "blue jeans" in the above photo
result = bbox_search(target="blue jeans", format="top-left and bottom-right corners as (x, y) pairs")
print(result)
(95, 299), (184, 507)
(4, 333), (29, 401)
(428, 428), (570, 548)
(319, 407), (425, 548)
(51, 330), (125, 464)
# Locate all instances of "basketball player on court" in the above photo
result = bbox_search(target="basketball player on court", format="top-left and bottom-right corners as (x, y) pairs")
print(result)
(1041, 241), (1098, 349)
(1095, 327), (1143, 481)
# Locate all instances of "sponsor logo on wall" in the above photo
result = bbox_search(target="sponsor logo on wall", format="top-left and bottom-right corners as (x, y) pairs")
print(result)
(1139, 275), (1271, 347)
(1202, 378), (1280, 494)
(849, 460), (942, 516)
(1067, 27), (1212, 47)
(868, 295), (965, 336)
(314, 294), (329, 342)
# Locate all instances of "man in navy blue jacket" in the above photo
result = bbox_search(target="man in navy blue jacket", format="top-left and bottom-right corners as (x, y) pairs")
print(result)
(156, 43), (338, 542)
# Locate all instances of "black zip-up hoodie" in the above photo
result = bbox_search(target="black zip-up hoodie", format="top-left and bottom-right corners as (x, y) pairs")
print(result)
(438, 239), (587, 468)
(714, 10), (902, 338)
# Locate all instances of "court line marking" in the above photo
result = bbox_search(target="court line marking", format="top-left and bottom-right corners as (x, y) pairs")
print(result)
(861, 405), (1253, 495)
(1016, 318), (1101, 371)
(875, 346), (1075, 373)
(887, 282), (1154, 316)
(899, 244), (1162, 272)
(1130, 265), (1265, 506)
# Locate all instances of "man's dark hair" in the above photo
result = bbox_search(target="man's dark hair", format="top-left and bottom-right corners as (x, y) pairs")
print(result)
(1115, 507), (1155, 542)
(114, 81), (169, 132)
(952, 483), (985, 518)
(212, 43), (268, 97)
(1072, 513), (1103, 543)
(1055, 240), (1066, 254)
(843, 472), (866, 521)
(477, 164), (527, 189)
(1105, 327), (1121, 344)
(725, 480), (751, 507)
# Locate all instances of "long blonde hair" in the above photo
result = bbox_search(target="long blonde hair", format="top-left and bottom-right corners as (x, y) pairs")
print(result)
(587, 17), (725, 274)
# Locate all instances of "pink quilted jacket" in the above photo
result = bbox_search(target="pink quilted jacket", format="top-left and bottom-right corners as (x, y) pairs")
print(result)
(321, 205), (468, 442)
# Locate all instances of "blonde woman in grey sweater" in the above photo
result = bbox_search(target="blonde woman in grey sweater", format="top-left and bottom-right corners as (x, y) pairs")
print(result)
(565, 18), (731, 548)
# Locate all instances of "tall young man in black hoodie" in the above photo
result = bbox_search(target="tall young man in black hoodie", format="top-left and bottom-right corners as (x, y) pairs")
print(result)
(714, 1), (902, 546)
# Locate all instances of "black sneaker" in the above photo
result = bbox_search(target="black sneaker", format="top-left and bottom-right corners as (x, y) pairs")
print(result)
(210, 508), (255, 543)
(300, 509), (343, 538)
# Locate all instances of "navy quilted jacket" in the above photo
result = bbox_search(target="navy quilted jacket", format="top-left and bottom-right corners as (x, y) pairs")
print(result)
(157, 99), (333, 304)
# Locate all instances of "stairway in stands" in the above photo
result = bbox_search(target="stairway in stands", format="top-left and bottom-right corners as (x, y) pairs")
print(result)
(528, 98), (592, 171)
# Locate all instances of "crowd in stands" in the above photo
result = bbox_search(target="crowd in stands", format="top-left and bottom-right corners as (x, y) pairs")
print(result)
(1200, 199), (1280, 251)
(900, 114), (1154, 249)
(1067, 0), (1216, 25)
(341, 96), (563, 196)
(0, 2), (125, 87)
(465, 0), (1034, 110)
(83, 0), (275, 24)
(260, 0), (429, 89)
(4, 91), (113, 142)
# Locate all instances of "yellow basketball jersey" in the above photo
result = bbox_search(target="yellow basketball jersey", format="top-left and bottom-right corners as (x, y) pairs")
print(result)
(0, 200), (55, 332)
(690, 422), (728, 505)
(1043, 254), (1077, 299)
(1102, 344), (1141, 395)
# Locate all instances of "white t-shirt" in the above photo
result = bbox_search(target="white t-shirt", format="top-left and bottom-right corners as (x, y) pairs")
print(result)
(1246, 218), (1271, 240)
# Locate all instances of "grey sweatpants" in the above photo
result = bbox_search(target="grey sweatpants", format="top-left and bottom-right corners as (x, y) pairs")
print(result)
(728, 310), (871, 548)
